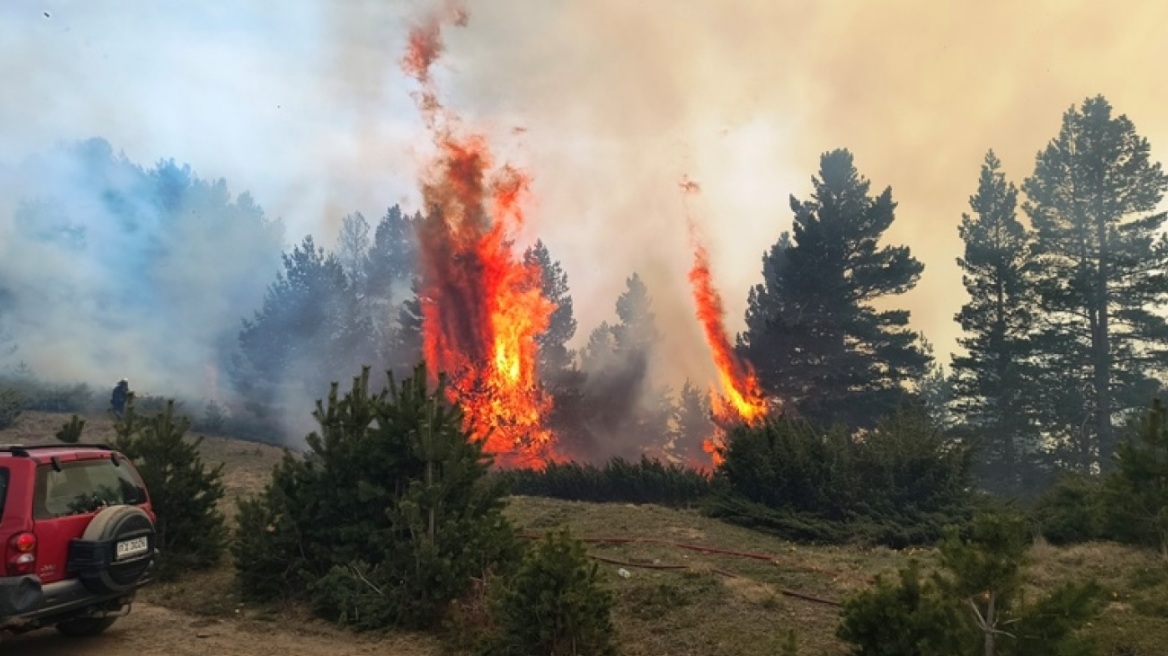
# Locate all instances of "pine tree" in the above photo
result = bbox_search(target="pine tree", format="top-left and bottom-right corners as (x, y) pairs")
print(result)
(233, 365), (519, 629)
(1103, 399), (1168, 554)
(112, 398), (227, 578)
(1023, 95), (1168, 471)
(361, 206), (420, 372)
(523, 240), (577, 382)
(613, 272), (660, 354)
(487, 528), (618, 656)
(335, 212), (371, 283)
(234, 236), (372, 413)
(839, 512), (1102, 656)
(952, 151), (1039, 494)
(387, 277), (425, 377)
(674, 380), (715, 462)
(739, 149), (931, 430)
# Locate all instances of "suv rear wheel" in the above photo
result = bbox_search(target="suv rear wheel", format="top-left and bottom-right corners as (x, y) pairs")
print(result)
(70, 505), (156, 594)
(55, 616), (118, 637)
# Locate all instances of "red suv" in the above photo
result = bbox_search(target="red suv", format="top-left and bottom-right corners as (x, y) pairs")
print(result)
(0, 443), (156, 637)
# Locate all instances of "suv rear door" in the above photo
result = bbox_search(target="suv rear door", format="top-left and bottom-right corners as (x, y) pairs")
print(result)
(33, 454), (150, 584)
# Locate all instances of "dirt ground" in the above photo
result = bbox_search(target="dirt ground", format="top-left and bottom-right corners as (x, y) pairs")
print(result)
(3, 602), (441, 656)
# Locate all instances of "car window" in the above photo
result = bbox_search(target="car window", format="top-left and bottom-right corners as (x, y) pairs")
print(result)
(34, 458), (148, 519)
(0, 468), (8, 520)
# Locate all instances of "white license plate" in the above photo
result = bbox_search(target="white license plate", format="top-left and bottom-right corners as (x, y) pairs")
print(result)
(116, 537), (149, 560)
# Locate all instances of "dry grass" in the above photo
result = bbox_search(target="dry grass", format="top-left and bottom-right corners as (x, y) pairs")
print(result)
(6, 411), (1168, 654)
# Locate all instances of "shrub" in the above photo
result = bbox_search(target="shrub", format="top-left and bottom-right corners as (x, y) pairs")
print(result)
(714, 407), (973, 546)
(55, 414), (85, 443)
(1103, 399), (1168, 555)
(233, 365), (520, 630)
(22, 381), (95, 413)
(838, 512), (1102, 656)
(192, 400), (227, 434)
(1031, 473), (1104, 545)
(0, 384), (24, 429)
(483, 528), (618, 656)
(113, 397), (227, 578)
(502, 456), (712, 507)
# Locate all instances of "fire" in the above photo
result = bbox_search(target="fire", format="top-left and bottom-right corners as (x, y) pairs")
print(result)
(403, 8), (556, 468)
(681, 178), (769, 466)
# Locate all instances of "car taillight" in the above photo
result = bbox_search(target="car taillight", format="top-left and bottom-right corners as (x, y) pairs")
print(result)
(7, 532), (37, 575)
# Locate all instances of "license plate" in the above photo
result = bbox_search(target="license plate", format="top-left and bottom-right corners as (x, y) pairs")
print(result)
(116, 537), (149, 560)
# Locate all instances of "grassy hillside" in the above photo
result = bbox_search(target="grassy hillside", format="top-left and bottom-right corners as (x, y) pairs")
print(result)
(5, 411), (1168, 655)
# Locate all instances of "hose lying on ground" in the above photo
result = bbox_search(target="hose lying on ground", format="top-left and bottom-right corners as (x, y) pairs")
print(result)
(519, 533), (846, 607)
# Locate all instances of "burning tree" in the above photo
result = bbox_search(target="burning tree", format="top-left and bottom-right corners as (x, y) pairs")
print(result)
(402, 8), (557, 468)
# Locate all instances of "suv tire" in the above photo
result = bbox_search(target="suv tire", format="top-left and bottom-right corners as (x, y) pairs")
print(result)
(56, 616), (118, 637)
(71, 505), (156, 595)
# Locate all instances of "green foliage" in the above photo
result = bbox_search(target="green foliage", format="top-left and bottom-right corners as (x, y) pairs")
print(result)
(1102, 399), (1168, 554)
(55, 414), (85, 443)
(482, 528), (618, 656)
(838, 561), (971, 656)
(738, 149), (931, 431)
(233, 364), (520, 631)
(20, 381), (95, 413)
(0, 384), (24, 429)
(502, 456), (712, 507)
(951, 150), (1042, 497)
(131, 394), (179, 417)
(113, 397), (227, 579)
(712, 409), (972, 546)
(194, 400), (227, 434)
(524, 240), (578, 380)
(1024, 95), (1168, 472)
(232, 235), (374, 416)
(1032, 474), (1104, 545)
(838, 512), (1102, 656)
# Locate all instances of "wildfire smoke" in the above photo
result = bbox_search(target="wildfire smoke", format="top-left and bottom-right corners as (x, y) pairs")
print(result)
(403, 6), (557, 468)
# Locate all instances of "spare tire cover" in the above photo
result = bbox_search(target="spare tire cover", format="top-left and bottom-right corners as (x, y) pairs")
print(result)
(77, 505), (155, 594)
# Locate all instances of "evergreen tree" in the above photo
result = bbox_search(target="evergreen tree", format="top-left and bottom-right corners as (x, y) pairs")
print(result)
(388, 277), (426, 376)
(335, 212), (371, 283)
(580, 321), (618, 373)
(839, 512), (1102, 656)
(1023, 95), (1168, 471)
(112, 398), (227, 578)
(233, 365), (519, 629)
(674, 380), (715, 463)
(523, 240), (577, 382)
(234, 236), (372, 413)
(363, 206), (420, 373)
(613, 272), (659, 354)
(1103, 399), (1168, 554)
(952, 151), (1040, 494)
(739, 149), (930, 430)
(487, 528), (618, 656)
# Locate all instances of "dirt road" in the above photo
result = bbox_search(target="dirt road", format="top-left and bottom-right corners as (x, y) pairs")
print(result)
(3, 602), (441, 656)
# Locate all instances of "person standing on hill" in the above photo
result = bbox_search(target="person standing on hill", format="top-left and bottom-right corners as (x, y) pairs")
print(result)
(110, 379), (130, 418)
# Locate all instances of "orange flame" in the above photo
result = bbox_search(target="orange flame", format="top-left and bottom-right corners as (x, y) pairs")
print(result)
(404, 8), (556, 468)
(681, 177), (769, 466)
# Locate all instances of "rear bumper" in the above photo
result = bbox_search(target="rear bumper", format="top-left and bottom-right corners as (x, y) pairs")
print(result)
(0, 575), (144, 629)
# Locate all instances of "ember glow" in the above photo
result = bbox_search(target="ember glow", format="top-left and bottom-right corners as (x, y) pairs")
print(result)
(403, 8), (557, 468)
(681, 178), (769, 465)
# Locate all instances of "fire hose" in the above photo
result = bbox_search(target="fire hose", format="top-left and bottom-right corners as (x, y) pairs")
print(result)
(519, 533), (845, 607)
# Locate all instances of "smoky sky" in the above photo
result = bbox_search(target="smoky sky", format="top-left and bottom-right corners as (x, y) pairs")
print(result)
(4, 0), (1168, 392)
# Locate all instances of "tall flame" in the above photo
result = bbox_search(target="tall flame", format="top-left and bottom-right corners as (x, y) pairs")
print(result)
(403, 7), (556, 468)
(681, 178), (769, 466)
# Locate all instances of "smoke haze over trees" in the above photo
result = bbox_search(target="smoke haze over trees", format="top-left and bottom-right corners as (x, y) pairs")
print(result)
(4, 92), (1168, 494)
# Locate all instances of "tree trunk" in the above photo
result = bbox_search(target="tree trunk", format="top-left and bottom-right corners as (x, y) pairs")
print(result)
(984, 592), (996, 656)
(1095, 212), (1114, 471)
